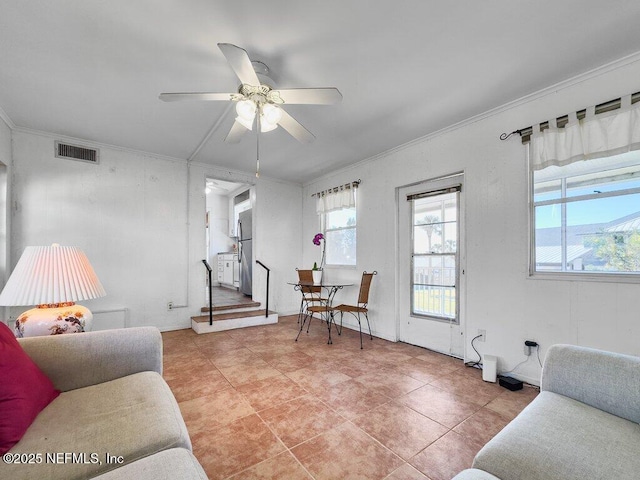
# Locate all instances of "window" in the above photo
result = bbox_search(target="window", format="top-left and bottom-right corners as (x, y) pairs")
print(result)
(409, 187), (459, 320)
(323, 205), (356, 266)
(532, 150), (640, 275)
(529, 93), (640, 278)
(316, 183), (358, 267)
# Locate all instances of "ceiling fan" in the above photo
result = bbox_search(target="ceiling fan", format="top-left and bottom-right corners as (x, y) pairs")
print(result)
(159, 43), (342, 145)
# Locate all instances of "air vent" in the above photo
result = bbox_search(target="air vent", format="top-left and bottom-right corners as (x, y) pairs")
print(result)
(55, 141), (99, 164)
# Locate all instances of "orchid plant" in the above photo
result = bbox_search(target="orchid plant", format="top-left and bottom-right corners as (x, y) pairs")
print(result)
(312, 233), (326, 270)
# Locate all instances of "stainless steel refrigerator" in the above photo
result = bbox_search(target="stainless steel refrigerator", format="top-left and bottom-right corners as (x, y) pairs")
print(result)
(237, 209), (252, 296)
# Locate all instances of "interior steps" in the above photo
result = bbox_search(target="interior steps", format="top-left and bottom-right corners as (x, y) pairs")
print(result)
(191, 306), (278, 334)
(200, 301), (261, 313)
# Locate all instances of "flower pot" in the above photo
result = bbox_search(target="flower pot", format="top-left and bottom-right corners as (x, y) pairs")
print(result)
(312, 270), (323, 285)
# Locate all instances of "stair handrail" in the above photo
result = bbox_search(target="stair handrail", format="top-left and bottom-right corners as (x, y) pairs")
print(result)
(201, 259), (213, 325)
(255, 260), (270, 318)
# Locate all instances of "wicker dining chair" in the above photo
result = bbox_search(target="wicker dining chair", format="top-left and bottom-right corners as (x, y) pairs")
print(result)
(296, 269), (327, 324)
(331, 271), (377, 349)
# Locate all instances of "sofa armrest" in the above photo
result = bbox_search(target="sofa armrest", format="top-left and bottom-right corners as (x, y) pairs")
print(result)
(541, 344), (640, 423)
(17, 327), (163, 392)
(452, 469), (502, 480)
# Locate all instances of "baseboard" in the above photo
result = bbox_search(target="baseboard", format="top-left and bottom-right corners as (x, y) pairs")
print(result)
(157, 323), (192, 333)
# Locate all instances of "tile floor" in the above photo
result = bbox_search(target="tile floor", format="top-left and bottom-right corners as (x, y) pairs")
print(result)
(162, 315), (538, 480)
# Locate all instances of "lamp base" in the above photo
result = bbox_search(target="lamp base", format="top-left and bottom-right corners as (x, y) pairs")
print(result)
(14, 304), (93, 338)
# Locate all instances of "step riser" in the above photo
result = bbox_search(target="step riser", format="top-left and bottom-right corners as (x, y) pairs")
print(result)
(193, 309), (275, 322)
(192, 314), (278, 334)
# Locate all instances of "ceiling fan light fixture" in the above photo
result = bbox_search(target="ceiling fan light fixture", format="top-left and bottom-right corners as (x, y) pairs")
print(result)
(236, 99), (256, 121)
(262, 103), (283, 125)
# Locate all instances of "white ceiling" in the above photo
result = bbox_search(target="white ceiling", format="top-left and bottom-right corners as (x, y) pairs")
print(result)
(2, 1), (640, 183)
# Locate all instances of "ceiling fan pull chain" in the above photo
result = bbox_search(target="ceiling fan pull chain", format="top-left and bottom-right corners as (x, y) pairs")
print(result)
(256, 108), (261, 178)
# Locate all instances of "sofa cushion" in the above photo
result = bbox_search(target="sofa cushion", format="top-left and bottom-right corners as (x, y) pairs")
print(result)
(90, 448), (207, 480)
(0, 322), (60, 454)
(542, 344), (640, 423)
(2, 371), (191, 480)
(473, 391), (640, 480)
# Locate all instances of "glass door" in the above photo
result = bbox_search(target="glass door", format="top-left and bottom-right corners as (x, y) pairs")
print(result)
(397, 174), (464, 356)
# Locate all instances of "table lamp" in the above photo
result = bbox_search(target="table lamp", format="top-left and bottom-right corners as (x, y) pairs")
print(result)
(0, 244), (106, 337)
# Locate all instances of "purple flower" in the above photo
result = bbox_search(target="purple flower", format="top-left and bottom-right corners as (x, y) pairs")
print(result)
(313, 233), (324, 245)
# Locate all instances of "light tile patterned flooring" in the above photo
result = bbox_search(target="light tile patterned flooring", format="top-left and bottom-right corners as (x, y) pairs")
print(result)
(162, 315), (538, 480)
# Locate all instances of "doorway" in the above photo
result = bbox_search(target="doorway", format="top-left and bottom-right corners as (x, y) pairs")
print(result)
(397, 173), (465, 357)
(205, 178), (253, 301)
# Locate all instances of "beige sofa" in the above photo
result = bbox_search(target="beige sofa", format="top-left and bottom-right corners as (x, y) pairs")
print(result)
(1, 327), (207, 480)
(454, 344), (640, 480)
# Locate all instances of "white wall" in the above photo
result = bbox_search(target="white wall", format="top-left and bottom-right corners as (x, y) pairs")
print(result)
(303, 56), (640, 384)
(254, 177), (305, 315)
(10, 130), (303, 330)
(0, 117), (12, 323)
(11, 130), (191, 330)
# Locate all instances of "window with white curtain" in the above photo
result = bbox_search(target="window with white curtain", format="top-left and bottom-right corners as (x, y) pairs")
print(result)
(530, 94), (640, 277)
(316, 186), (357, 267)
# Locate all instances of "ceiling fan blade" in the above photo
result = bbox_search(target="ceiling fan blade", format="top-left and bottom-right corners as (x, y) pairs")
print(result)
(276, 88), (343, 105)
(224, 120), (248, 144)
(217, 43), (260, 87)
(159, 92), (235, 102)
(278, 109), (315, 144)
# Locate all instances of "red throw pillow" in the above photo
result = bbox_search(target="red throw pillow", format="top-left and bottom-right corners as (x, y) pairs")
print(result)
(0, 322), (60, 454)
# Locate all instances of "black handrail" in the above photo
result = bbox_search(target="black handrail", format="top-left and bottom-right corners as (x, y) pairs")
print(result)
(201, 259), (213, 325)
(255, 260), (270, 318)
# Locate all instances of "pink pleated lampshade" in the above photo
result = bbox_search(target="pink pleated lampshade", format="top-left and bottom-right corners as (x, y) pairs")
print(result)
(0, 245), (106, 306)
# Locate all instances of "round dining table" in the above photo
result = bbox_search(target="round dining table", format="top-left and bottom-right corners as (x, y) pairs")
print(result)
(287, 281), (353, 344)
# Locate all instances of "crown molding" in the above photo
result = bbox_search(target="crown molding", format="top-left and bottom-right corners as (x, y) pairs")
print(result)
(304, 49), (640, 188)
(0, 106), (15, 130)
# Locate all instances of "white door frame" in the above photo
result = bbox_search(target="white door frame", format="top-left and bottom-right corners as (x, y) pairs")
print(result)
(395, 172), (466, 357)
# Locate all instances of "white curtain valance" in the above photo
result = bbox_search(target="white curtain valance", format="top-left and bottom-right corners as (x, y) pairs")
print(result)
(315, 183), (357, 214)
(530, 94), (640, 171)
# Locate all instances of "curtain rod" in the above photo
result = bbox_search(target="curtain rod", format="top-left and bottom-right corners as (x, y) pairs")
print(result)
(312, 179), (361, 198)
(500, 90), (640, 143)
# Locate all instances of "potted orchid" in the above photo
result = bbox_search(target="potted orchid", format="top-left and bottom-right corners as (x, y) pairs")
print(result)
(312, 233), (325, 284)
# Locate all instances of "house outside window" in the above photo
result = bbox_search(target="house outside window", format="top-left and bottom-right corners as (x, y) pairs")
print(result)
(533, 150), (640, 274)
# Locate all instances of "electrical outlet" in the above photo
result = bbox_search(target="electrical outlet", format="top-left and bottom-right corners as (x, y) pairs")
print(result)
(167, 302), (174, 311)
(477, 329), (486, 342)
